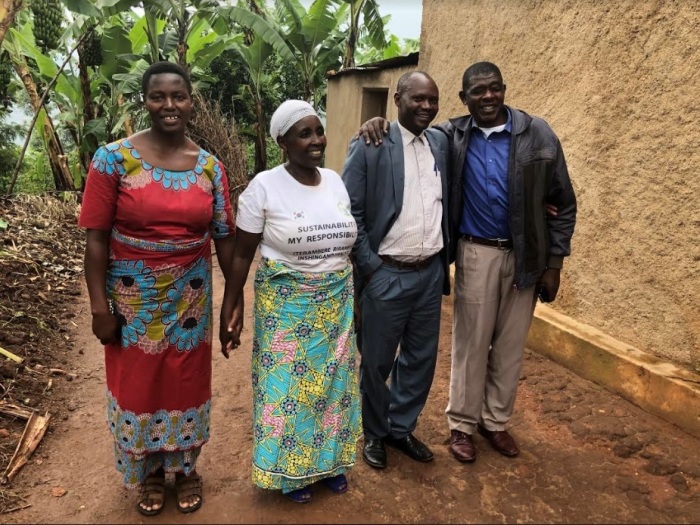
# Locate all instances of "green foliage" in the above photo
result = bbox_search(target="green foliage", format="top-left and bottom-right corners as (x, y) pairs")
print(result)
(206, 47), (304, 129)
(244, 135), (283, 173)
(15, 147), (55, 193)
(0, 117), (23, 194)
(273, 0), (347, 106)
(2, 0), (413, 194)
(357, 0), (386, 49)
(0, 121), (56, 195)
(356, 25), (419, 64)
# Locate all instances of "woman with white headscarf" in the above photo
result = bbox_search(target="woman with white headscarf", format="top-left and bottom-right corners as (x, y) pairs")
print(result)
(219, 100), (361, 503)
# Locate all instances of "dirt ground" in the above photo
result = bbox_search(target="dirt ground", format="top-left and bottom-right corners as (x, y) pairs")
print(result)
(2, 241), (699, 523)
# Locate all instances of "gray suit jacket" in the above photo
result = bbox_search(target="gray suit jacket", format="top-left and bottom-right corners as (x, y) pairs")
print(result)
(341, 121), (450, 296)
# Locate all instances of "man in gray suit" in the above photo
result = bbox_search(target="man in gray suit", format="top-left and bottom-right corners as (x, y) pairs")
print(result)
(341, 71), (450, 470)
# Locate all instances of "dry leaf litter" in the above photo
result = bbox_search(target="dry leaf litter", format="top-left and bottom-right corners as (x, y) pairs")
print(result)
(0, 194), (84, 513)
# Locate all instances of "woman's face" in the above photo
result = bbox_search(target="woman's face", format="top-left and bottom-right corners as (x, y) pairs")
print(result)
(144, 73), (192, 134)
(279, 115), (326, 170)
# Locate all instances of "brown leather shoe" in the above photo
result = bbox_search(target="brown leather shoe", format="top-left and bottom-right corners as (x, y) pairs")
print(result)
(449, 430), (476, 463)
(477, 424), (519, 457)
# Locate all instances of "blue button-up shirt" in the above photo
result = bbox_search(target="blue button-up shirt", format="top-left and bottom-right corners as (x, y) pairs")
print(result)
(460, 109), (512, 239)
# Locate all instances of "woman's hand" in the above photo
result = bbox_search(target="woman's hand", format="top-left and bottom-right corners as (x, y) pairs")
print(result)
(220, 295), (244, 359)
(219, 228), (261, 359)
(92, 312), (120, 345)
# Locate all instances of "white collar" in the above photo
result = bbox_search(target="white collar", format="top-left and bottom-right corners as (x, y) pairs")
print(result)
(397, 121), (426, 147)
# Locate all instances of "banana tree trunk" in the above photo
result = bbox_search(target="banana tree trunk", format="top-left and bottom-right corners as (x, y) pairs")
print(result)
(14, 58), (74, 191)
(0, 0), (23, 48)
(77, 47), (97, 178)
(342, 4), (361, 69)
(117, 94), (134, 137)
(342, 28), (358, 69)
(176, 11), (189, 68)
(303, 77), (314, 106)
(176, 42), (188, 68)
(253, 96), (266, 175)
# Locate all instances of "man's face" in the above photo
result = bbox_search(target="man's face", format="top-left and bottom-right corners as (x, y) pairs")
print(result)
(394, 74), (439, 136)
(459, 73), (507, 127)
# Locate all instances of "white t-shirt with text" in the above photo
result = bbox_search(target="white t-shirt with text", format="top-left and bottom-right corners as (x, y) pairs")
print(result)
(236, 165), (357, 273)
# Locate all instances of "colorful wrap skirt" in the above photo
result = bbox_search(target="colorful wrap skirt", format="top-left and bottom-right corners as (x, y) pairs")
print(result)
(105, 229), (214, 488)
(250, 258), (361, 493)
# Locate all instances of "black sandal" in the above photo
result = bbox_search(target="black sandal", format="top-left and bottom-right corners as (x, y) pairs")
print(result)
(323, 474), (348, 494)
(285, 485), (312, 503)
(175, 472), (203, 514)
(136, 474), (166, 516)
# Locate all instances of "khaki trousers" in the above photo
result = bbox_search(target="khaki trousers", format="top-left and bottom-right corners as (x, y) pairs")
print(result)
(446, 238), (537, 434)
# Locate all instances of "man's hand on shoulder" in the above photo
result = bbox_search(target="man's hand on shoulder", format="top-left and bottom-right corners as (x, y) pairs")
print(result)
(355, 117), (390, 146)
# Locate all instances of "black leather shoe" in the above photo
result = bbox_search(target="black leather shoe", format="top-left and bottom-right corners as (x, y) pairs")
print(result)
(362, 439), (387, 469)
(385, 433), (433, 462)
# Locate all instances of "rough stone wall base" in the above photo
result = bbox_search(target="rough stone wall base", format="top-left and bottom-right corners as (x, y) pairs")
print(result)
(527, 304), (700, 438)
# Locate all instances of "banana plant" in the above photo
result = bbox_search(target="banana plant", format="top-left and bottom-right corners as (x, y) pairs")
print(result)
(356, 26), (419, 65)
(341, 0), (385, 69)
(2, 15), (76, 191)
(228, 33), (270, 175)
(273, 0), (347, 106)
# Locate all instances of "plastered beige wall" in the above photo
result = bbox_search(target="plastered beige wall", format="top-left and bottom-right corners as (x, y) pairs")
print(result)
(419, 0), (700, 370)
(325, 66), (414, 173)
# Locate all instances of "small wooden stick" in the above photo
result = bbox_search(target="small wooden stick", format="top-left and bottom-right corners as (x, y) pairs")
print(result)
(2, 503), (32, 514)
(0, 402), (34, 420)
(1, 411), (51, 484)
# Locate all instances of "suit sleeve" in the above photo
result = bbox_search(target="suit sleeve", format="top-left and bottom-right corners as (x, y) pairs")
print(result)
(545, 138), (577, 268)
(341, 139), (383, 278)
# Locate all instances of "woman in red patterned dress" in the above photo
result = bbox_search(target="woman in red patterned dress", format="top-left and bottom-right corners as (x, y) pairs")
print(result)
(79, 62), (237, 516)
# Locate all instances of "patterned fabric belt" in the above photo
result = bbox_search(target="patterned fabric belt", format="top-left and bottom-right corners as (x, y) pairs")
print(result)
(111, 228), (210, 252)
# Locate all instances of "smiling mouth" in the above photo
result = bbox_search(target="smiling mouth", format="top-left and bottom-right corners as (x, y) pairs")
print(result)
(308, 150), (323, 158)
(162, 115), (180, 121)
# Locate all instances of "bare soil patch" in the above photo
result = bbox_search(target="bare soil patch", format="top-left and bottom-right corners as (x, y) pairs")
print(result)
(0, 195), (85, 512)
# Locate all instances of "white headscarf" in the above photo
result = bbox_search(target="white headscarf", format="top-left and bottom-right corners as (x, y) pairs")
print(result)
(269, 100), (318, 141)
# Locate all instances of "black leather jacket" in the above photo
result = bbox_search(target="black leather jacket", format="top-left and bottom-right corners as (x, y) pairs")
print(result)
(434, 106), (577, 290)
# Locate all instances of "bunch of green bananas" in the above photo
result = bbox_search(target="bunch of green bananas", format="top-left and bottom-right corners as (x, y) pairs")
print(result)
(0, 61), (12, 99)
(31, 0), (65, 53)
(82, 31), (103, 67)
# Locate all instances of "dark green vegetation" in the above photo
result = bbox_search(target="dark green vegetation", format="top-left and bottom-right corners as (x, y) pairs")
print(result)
(0, 0), (418, 195)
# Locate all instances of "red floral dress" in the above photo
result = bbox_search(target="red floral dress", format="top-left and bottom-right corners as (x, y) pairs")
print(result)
(79, 138), (235, 487)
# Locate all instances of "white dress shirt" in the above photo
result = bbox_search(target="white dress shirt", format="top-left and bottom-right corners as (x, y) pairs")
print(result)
(378, 122), (443, 262)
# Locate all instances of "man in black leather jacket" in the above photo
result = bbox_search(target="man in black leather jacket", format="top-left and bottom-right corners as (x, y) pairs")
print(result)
(359, 61), (576, 463)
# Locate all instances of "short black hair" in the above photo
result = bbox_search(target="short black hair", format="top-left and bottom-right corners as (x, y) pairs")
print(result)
(396, 70), (433, 95)
(141, 61), (192, 96)
(462, 62), (503, 91)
